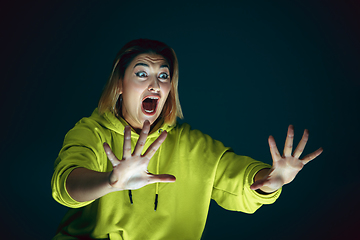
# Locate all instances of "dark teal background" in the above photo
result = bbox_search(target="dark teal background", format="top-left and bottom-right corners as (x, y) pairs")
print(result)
(1, 1), (359, 239)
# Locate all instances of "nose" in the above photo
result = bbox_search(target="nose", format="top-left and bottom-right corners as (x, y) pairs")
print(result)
(148, 76), (160, 92)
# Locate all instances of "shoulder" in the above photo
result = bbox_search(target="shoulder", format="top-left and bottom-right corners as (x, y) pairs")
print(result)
(171, 122), (226, 149)
(170, 122), (204, 138)
(63, 109), (117, 145)
(171, 121), (206, 134)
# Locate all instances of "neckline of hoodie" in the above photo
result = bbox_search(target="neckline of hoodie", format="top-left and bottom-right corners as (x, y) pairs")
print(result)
(102, 109), (175, 139)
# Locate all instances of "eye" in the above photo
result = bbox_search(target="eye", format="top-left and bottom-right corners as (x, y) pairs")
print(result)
(135, 71), (147, 78)
(158, 72), (169, 80)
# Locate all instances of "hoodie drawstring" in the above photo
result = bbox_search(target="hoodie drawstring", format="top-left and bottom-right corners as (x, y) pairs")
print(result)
(128, 190), (133, 204)
(154, 129), (162, 211)
(127, 129), (164, 210)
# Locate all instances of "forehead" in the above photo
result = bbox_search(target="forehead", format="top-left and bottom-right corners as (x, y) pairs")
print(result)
(131, 53), (169, 67)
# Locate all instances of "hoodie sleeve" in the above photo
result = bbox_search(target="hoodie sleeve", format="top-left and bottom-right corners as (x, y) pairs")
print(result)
(51, 120), (108, 208)
(212, 151), (281, 214)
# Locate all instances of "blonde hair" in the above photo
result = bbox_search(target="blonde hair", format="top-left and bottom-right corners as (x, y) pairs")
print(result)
(98, 39), (183, 125)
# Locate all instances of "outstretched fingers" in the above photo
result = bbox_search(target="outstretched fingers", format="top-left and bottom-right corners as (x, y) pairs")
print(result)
(268, 135), (281, 162)
(293, 129), (309, 159)
(147, 173), (176, 184)
(133, 120), (150, 156)
(143, 130), (168, 160)
(103, 142), (120, 167)
(301, 147), (323, 165)
(283, 125), (294, 157)
(123, 125), (132, 159)
(250, 178), (268, 190)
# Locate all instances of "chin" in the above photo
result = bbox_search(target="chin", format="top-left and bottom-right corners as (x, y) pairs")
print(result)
(142, 113), (160, 126)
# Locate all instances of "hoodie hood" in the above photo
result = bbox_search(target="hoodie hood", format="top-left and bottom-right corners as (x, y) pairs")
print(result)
(90, 108), (176, 138)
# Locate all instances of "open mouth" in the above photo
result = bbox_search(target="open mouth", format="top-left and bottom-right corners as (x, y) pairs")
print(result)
(141, 96), (159, 116)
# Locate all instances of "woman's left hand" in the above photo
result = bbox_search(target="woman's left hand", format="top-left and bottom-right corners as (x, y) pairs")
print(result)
(250, 125), (323, 193)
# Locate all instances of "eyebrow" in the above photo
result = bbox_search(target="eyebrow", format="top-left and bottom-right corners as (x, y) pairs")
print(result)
(134, 63), (169, 69)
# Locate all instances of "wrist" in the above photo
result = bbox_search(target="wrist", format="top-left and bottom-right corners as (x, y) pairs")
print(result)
(257, 186), (278, 194)
(254, 168), (271, 182)
(253, 168), (279, 194)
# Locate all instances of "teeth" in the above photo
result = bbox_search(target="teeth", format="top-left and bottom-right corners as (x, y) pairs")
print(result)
(148, 97), (159, 99)
(145, 109), (154, 113)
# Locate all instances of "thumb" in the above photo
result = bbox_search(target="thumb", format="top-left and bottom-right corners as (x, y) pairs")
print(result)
(147, 174), (176, 185)
(250, 178), (269, 191)
(103, 142), (120, 167)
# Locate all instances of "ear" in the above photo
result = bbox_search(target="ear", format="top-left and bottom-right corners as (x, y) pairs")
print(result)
(117, 80), (123, 95)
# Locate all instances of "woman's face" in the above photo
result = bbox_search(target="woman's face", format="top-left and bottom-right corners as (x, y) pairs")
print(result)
(120, 53), (171, 132)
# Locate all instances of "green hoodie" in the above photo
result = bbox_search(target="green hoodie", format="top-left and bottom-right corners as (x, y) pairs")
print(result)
(51, 109), (281, 239)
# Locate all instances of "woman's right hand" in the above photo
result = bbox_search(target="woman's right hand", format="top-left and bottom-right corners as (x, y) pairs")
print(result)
(103, 120), (176, 191)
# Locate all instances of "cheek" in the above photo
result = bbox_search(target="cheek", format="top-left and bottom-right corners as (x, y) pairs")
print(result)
(122, 84), (144, 114)
(162, 83), (171, 99)
(123, 81), (144, 99)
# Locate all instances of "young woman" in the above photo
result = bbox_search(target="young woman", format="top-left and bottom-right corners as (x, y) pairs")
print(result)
(51, 39), (323, 239)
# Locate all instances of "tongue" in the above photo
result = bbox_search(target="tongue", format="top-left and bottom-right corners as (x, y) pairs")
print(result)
(143, 98), (156, 112)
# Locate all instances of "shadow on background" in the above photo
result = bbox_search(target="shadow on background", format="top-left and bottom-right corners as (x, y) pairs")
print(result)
(1, 1), (359, 239)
